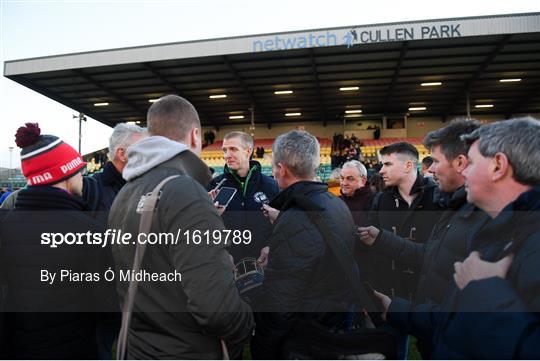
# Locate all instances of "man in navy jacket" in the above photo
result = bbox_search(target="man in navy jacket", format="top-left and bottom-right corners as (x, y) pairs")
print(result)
(378, 117), (540, 359)
(207, 131), (279, 266)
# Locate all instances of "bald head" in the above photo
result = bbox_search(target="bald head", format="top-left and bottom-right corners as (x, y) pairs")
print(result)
(147, 95), (201, 142)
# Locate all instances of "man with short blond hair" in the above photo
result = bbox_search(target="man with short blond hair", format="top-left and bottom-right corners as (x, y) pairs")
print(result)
(109, 95), (253, 359)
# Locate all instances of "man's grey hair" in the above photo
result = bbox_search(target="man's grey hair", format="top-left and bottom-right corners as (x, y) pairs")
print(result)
(108, 123), (147, 160)
(461, 117), (540, 186)
(272, 130), (320, 178)
(224, 131), (254, 151)
(147, 94), (200, 141)
(342, 160), (367, 178)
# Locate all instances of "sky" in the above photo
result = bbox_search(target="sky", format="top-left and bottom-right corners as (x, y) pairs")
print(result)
(1, 0), (539, 170)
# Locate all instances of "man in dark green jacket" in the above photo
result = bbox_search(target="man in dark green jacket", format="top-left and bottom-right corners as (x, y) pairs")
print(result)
(109, 95), (253, 359)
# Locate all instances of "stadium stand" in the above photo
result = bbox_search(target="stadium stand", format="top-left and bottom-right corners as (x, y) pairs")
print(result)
(360, 137), (429, 160)
(200, 137), (426, 181)
(201, 137), (334, 179)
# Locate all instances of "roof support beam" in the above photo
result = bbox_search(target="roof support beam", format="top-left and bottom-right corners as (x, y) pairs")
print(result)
(72, 69), (147, 120)
(222, 55), (270, 129)
(442, 34), (513, 120)
(505, 85), (540, 118)
(383, 42), (409, 116)
(142, 62), (211, 124)
(309, 49), (328, 126)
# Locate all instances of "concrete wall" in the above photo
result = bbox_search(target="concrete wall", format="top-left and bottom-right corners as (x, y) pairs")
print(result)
(203, 120), (404, 141)
(203, 113), (540, 142)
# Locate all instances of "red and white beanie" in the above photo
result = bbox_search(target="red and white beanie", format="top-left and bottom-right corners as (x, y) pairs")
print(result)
(15, 123), (87, 186)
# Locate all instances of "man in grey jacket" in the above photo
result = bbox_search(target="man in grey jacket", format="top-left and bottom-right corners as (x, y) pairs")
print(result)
(108, 95), (254, 359)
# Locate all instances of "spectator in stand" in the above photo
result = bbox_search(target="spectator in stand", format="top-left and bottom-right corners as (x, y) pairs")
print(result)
(331, 150), (342, 169)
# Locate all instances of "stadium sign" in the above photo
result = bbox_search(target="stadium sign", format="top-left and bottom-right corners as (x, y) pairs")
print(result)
(252, 23), (463, 52)
(5, 14), (539, 76)
(252, 14), (540, 52)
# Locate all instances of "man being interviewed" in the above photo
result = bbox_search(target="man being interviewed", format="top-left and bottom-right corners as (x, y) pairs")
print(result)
(207, 131), (278, 267)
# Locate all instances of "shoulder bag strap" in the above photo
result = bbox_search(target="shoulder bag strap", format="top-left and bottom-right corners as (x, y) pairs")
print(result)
(293, 195), (380, 313)
(116, 175), (179, 360)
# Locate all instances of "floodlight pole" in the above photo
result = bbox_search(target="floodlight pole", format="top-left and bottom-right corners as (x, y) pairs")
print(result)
(8, 147), (13, 170)
(73, 113), (87, 153)
(8, 146), (13, 184)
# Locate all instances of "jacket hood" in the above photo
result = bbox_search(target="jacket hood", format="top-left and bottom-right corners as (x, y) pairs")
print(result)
(123, 136), (189, 181)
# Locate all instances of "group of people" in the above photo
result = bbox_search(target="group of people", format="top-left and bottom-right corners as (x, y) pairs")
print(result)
(331, 133), (365, 169)
(0, 93), (539, 360)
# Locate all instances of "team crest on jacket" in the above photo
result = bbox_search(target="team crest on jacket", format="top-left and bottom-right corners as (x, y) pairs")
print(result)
(253, 192), (269, 204)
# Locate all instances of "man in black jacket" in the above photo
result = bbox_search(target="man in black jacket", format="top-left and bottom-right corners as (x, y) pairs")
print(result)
(82, 122), (147, 359)
(83, 123), (146, 221)
(339, 160), (374, 227)
(358, 119), (489, 357)
(207, 131), (278, 266)
(358, 142), (441, 359)
(0, 123), (115, 359)
(361, 142), (441, 302)
(251, 130), (358, 359)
